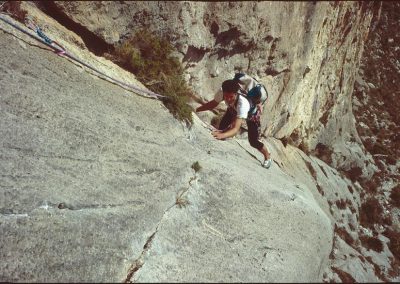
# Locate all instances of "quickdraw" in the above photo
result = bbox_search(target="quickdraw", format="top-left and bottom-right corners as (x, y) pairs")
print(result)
(25, 18), (66, 56)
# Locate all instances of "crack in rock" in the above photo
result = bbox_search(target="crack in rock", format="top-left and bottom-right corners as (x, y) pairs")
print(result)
(175, 175), (197, 208)
(124, 232), (156, 283)
(124, 173), (198, 283)
(0, 212), (29, 218)
(56, 200), (144, 211)
(0, 200), (145, 217)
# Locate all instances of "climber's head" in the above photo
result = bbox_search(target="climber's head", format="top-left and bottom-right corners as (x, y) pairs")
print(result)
(222, 79), (239, 94)
(222, 80), (239, 107)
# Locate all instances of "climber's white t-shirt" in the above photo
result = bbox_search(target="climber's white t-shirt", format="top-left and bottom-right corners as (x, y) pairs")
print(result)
(214, 90), (250, 119)
(235, 95), (250, 119)
(213, 73), (266, 119)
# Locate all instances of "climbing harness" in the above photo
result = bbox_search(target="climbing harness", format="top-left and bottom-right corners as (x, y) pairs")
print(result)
(0, 14), (167, 100)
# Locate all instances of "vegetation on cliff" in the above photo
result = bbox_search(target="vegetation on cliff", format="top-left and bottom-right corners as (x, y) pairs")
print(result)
(111, 30), (194, 124)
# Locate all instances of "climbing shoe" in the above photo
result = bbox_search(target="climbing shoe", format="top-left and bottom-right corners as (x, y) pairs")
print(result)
(262, 158), (272, 169)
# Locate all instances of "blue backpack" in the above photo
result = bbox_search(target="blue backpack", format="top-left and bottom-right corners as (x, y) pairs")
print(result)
(233, 73), (268, 115)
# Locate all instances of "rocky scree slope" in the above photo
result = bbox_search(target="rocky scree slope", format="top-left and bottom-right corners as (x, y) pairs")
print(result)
(350, 1), (400, 281)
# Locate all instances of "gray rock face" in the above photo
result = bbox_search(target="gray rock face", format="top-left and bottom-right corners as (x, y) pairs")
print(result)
(0, 14), (333, 282)
(1, 1), (398, 282)
(50, 1), (378, 174)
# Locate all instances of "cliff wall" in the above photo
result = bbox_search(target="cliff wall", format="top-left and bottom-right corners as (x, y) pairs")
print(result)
(1, 1), (399, 282)
(50, 1), (379, 174)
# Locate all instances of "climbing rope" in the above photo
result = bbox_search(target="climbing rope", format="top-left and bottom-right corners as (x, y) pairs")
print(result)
(25, 18), (67, 55)
(0, 14), (167, 100)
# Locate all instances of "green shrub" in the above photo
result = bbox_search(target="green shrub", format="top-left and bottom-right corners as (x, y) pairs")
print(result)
(385, 155), (397, 165)
(371, 141), (390, 156)
(316, 183), (324, 196)
(388, 257), (400, 278)
(360, 235), (384, 252)
(305, 160), (317, 181)
(360, 197), (384, 229)
(161, 74), (193, 123)
(365, 256), (388, 282)
(176, 196), (190, 208)
(347, 185), (354, 194)
(335, 199), (347, 210)
(389, 185), (400, 207)
(345, 166), (363, 182)
(191, 161), (201, 173)
(360, 174), (379, 194)
(312, 143), (333, 165)
(383, 214), (393, 226)
(331, 267), (356, 283)
(384, 229), (400, 260)
(335, 226), (355, 247)
(114, 30), (193, 124)
(1, 1), (27, 22)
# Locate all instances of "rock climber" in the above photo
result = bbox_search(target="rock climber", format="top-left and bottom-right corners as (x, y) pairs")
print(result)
(196, 73), (273, 169)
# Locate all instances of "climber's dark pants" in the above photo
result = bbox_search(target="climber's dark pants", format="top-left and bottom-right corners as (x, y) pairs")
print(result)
(218, 107), (264, 151)
(247, 119), (264, 150)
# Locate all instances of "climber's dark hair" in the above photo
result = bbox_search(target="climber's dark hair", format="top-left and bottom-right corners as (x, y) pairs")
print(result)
(221, 79), (240, 93)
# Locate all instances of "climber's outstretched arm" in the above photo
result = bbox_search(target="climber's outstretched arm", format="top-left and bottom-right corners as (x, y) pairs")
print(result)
(196, 99), (219, 112)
